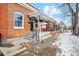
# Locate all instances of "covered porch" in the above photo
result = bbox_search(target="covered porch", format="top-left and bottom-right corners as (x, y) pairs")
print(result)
(27, 11), (54, 42)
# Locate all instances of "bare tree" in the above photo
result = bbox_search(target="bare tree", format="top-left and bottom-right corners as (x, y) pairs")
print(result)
(50, 3), (79, 35)
(66, 3), (79, 35)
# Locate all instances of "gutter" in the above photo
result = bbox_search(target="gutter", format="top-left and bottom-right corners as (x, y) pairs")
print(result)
(18, 3), (39, 12)
(26, 3), (40, 11)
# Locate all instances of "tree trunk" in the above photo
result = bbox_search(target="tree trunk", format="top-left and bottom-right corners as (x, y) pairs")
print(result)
(75, 3), (78, 35)
(72, 14), (75, 34)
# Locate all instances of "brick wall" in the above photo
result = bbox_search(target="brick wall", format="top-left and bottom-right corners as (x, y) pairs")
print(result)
(0, 3), (32, 39)
(0, 4), (7, 40)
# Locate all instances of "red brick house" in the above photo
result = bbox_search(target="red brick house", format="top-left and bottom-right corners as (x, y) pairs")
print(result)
(0, 3), (56, 44)
(0, 3), (39, 44)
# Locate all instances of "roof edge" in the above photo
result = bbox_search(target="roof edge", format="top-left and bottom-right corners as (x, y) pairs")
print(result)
(18, 3), (39, 12)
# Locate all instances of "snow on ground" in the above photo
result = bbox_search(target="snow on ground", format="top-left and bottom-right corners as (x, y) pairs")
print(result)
(54, 32), (79, 56)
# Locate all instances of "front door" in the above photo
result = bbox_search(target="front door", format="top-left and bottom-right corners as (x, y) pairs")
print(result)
(30, 17), (34, 31)
(30, 22), (34, 31)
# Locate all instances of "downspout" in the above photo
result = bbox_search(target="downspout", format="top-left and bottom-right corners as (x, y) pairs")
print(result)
(3, 3), (8, 44)
(6, 4), (8, 43)
(0, 5), (1, 44)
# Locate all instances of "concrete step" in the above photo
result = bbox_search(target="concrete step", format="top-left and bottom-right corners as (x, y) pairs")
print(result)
(25, 35), (34, 37)
(0, 45), (27, 56)
(24, 32), (36, 39)
(24, 37), (33, 40)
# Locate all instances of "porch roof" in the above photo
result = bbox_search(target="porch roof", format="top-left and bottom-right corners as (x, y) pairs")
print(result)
(27, 11), (55, 22)
(18, 3), (56, 22)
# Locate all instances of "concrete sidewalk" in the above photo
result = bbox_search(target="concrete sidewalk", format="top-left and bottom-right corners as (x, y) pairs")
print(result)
(54, 32), (79, 56)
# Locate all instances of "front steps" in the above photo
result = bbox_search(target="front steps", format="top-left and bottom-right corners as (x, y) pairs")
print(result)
(24, 31), (36, 40)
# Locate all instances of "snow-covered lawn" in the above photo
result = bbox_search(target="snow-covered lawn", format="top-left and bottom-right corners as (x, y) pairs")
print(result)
(54, 32), (79, 56)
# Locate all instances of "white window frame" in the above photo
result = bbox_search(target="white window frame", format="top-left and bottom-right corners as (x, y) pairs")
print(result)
(14, 11), (24, 29)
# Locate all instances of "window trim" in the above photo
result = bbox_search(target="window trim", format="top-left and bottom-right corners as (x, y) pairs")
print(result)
(14, 11), (24, 29)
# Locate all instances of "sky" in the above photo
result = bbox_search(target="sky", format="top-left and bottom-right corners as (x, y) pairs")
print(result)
(31, 3), (72, 27)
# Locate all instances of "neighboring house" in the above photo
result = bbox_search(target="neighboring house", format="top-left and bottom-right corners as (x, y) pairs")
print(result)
(59, 21), (67, 32)
(47, 20), (56, 31)
(0, 3), (56, 44)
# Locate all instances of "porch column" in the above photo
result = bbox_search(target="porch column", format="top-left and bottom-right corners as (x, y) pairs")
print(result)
(37, 15), (42, 42)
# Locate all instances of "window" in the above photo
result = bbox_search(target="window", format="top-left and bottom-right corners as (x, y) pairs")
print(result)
(14, 12), (24, 29)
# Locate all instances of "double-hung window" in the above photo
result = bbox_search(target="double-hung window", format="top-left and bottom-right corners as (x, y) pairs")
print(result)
(14, 12), (24, 29)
